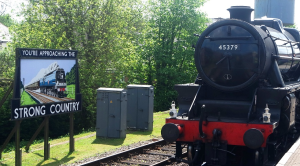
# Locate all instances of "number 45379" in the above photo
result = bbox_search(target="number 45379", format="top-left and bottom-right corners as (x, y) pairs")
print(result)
(218, 44), (239, 51)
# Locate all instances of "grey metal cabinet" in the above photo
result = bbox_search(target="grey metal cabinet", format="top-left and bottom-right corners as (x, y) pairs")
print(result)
(127, 85), (154, 130)
(96, 88), (127, 138)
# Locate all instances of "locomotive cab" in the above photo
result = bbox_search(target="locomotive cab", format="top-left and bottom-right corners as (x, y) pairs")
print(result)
(161, 6), (300, 166)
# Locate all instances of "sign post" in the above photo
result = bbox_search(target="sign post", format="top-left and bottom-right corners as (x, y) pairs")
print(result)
(70, 113), (74, 152)
(44, 116), (49, 160)
(8, 48), (82, 164)
(15, 120), (21, 166)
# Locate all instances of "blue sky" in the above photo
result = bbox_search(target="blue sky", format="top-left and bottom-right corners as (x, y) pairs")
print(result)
(20, 59), (76, 86)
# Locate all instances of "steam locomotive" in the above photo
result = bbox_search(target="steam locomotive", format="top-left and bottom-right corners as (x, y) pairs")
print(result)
(40, 68), (67, 98)
(161, 6), (300, 166)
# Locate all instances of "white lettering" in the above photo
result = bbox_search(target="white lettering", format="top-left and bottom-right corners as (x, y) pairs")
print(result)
(35, 106), (41, 116)
(13, 101), (80, 119)
(73, 102), (76, 110)
(29, 107), (35, 117)
(61, 103), (65, 112)
(76, 102), (79, 111)
(41, 105), (46, 115)
(22, 50), (37, 56)
(50, 104), (55, 114)
(24, 107), (28, 117)
(14, 108), (19, 119)
(55, 104), (60, 113)
(68, 52), (75, 57)
(19, 108), (23, 118)
(65, 103), (69, 112)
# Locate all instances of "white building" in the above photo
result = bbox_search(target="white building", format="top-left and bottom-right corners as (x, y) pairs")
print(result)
(0, 22), (11, 48)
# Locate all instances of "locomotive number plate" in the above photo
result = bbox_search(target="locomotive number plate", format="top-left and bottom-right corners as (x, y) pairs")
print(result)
(218, 44), (240, 51)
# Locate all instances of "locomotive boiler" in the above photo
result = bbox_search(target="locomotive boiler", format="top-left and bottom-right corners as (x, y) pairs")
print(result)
(161, 6), (300, 166)
(40, 68), (67, 98)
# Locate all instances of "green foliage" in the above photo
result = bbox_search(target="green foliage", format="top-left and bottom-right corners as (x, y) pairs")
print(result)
(285, 24), (298, 30)
(0, 47), (16, 144)
(0, 0), (209, 145)
(0, 14), (15, 27)
(7, 0), (147, 135)
(65, 64), (76, 84)
(66, 84), (75, 99)
(135, 0), (208, 111)
(0, 47), (15, 79)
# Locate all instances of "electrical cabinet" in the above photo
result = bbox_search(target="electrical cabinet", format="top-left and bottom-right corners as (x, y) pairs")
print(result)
(96, 88), (127, 138)
(127, 85), (154, 130)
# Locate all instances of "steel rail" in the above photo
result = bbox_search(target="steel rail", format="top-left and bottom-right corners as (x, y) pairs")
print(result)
(80, 139), (167, 166)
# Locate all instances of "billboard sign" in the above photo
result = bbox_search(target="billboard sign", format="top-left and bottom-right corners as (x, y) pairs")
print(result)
(11, 48), (82, 120)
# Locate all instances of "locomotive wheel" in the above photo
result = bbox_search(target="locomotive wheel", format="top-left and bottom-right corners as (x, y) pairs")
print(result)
(187, 143), (204, 166)
(254, 149), (264, 166)
(239, 148), (264, 166)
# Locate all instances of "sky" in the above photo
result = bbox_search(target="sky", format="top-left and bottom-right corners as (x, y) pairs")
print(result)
(5, 0), (299, 28)
(3, 0), (27, 21)
(21, 59), (76, 86)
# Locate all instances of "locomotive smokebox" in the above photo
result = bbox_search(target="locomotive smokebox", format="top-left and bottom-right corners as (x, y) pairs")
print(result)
(227, 6), (254, 23)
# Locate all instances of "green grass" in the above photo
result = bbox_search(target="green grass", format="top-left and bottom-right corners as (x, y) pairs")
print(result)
(0, 111), (169, 166)
(20, 90), (38, 106)
(66, 84), (75, 99)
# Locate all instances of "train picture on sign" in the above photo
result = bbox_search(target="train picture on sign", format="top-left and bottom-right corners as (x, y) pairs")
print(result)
(20, 59), (76, 106)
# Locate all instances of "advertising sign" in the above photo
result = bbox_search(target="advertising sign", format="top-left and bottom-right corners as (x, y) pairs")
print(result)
(11, 48), (82, 120)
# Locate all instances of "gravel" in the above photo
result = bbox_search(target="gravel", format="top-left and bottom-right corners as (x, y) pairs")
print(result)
(61, 137), (163, 166)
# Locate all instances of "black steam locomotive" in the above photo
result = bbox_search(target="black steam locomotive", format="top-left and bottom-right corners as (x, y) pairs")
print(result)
(161, 6), (300, 166)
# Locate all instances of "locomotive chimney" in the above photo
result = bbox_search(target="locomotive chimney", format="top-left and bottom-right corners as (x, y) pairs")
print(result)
(227, 6), (254, 23)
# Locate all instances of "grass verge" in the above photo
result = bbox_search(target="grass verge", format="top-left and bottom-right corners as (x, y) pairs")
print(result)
(0, 111), (169, 166)
(20, 90), (37, 106)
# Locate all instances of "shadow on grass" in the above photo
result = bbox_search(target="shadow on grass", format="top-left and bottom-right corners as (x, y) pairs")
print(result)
(92, 137), (125, 146)
(91, 130), (154, 145)
(127, 130), (153, 135)
(34, 151), (75, 166)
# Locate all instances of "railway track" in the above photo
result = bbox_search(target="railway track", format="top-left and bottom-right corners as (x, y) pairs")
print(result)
(80, 139), (188, 166)
(25, 89), (74, 104)
(76, 136), (298, 166)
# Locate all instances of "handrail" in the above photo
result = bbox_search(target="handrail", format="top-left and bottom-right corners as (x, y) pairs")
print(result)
(273, 54), (300, 61)
(205, 36), (252, 41)
(269, 34), (300, 45)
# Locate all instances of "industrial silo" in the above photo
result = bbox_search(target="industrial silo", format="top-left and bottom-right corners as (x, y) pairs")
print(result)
(254, 0), (295, 26)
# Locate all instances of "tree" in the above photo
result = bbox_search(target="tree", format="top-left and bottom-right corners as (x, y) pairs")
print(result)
(0, 14), (15, 27)
(135, 0), (208, 111)
(0, 0), (209, 143)
(8, 0), (145, 131)
(285, 24), (298, 29)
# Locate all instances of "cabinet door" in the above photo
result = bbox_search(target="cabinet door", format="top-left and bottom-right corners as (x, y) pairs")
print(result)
(96, 92), (109, 137)
(108, 92), (121, 138)
(137, 88), (149, 129)
(148, 87), (154, 130)
(127, 88), (137, 128)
